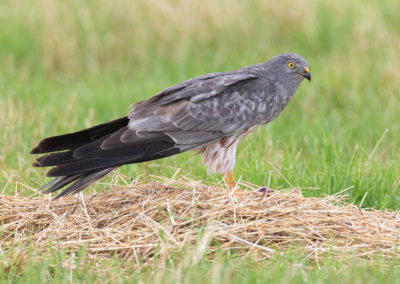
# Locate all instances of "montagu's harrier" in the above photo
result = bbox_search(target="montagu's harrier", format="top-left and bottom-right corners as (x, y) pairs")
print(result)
(31, 53), (311, 199)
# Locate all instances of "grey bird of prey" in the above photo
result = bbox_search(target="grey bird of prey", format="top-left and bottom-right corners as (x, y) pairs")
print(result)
(31, 53), (311, 199)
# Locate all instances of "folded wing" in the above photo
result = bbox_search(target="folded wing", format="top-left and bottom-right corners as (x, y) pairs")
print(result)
(32, 70), (262, 198)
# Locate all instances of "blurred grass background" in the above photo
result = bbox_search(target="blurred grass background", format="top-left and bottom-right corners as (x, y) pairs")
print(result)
(1, 0), (400, 209)
(1, 0), (400, 281)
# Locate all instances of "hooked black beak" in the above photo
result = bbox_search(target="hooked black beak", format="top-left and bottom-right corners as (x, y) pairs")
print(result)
(303, 67), (311, 82)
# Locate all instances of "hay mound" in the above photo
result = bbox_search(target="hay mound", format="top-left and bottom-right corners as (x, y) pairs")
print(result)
(1, 177), (399, 265)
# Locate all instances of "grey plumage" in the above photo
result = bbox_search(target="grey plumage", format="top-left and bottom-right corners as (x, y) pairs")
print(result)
(31, 53), (311, 198)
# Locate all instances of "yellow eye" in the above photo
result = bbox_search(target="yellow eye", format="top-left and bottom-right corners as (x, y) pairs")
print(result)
(288, 62), (295, 69)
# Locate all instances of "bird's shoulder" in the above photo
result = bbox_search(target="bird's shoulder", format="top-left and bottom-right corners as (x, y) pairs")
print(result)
(134, 64), (270, 109)
(159, 71), (260, 105)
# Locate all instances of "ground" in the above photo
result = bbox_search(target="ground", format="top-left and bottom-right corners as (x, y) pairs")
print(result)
(1, 0), (400, 282)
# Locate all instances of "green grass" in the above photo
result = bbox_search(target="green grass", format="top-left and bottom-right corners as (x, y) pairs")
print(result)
(1, 0), (400, 282)
(2, 246), (400, 283)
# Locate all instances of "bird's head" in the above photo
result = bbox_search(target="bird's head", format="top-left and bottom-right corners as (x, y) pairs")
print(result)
(270, 53), (311, 82)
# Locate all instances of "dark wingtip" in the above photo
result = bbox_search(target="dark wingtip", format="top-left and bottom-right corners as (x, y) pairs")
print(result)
(46, 167), (61, 177)
(30, 146), (41, 154)
(52, 193), (65, 200)
(32, 162), (41, 167)
(52, 190), (73, 200)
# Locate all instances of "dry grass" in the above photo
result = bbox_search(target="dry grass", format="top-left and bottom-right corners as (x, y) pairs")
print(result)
(1, 176), (400, 267)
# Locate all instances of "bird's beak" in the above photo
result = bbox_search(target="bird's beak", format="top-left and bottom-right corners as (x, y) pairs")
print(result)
(303, 67), (311, 82)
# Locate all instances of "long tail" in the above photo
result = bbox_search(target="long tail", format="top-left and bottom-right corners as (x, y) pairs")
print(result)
(31, 117), (181, 199)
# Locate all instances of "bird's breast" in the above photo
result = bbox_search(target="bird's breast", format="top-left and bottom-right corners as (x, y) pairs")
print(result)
(197, 126), (257, 175)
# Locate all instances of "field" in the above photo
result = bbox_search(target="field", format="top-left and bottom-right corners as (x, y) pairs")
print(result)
(1, 0), (400, 282)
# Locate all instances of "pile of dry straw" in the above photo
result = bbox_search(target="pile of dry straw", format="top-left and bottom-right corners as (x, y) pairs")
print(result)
(1, 175), (400, 265)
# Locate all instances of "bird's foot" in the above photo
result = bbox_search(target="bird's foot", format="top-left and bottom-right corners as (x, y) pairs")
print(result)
(224, 171), (238, 191)
(253, 187), (274, 197)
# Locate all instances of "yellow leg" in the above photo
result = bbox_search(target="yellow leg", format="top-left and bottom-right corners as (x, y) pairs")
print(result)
(224, 171), (236, 190)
